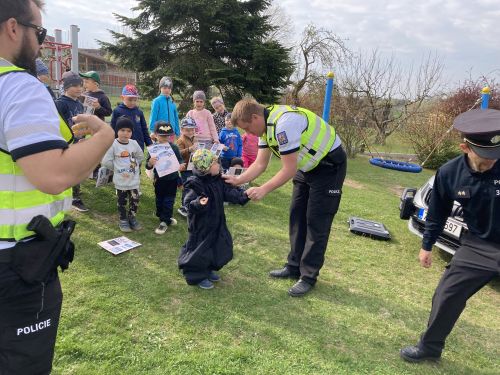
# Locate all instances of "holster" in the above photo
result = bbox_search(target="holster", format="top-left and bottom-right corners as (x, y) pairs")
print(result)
(10, 215), (76, 284)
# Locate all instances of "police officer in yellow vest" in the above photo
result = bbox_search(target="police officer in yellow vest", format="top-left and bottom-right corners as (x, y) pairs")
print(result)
(224, 98), (347, 297)
(0, 1), (114, 373)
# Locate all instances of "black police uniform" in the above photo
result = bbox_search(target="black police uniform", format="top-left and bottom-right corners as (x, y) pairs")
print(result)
(418, 154), (500, 355)
(262, 108), (347, 286)
(0, 264), (62, 375)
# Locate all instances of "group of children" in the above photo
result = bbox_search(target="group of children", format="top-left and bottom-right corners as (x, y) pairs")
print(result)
(94, 76), (257, 289)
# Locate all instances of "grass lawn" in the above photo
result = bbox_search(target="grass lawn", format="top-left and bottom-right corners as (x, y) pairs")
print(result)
(53, 156), (499, 374)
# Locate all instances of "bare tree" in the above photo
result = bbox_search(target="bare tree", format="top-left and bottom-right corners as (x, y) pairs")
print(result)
(339, 50), (443, 144)
(288, 24), (351, 106)
(263, 2), (295, 47)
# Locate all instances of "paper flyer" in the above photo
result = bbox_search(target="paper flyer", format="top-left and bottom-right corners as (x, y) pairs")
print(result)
(98, 236), (141, 255)
(78, 95), (97, 115)
(147, 143), (180, 177)
(95, 166), (113, 187)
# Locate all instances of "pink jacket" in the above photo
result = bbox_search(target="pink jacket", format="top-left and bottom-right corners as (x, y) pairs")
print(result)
(242, 133), (258, 158)
(187, 108), (218, 143)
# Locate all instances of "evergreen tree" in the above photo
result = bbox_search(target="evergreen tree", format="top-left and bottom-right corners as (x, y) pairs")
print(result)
(101, 0), (294, 107)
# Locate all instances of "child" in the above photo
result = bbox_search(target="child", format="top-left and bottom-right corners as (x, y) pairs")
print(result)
(55, 72), (88, 212)
(186, 90), (219, 146)
(176, 117), (198, 217)
(149, 76), (180, 142)
(241, 130), (259, 168)
(79, 70), (112, 121)
(146, 121), (183, 234)
(101, 117), (144, 232)
(178, 149), (249, 289)
(35, 58), (56, 100)
(219, 112), (242, 171)
(110, 84), (153, 151)
(210, 96), (228, 135)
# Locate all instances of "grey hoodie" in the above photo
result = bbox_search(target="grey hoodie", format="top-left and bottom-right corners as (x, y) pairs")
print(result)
(102, 139), (144, 190)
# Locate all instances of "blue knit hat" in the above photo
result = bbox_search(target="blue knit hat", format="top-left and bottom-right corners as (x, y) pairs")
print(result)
(35, 58), (49, 76)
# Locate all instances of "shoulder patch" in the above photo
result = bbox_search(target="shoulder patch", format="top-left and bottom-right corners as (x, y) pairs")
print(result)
(277, 131), (288, 146)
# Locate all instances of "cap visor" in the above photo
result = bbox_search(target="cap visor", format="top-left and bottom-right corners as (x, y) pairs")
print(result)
(469, 144), (500, 160)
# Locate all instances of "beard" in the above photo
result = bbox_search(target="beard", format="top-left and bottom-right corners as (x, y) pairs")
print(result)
(13, 34), (38, 76)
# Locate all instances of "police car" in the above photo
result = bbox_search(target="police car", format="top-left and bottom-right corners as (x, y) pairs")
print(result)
(399, 176), (466, 255)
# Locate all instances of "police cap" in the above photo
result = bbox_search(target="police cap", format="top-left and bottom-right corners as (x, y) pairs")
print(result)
(453, 109), (500, 159)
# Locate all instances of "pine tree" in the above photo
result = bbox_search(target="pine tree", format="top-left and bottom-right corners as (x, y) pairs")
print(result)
(100, 0), (293, 108)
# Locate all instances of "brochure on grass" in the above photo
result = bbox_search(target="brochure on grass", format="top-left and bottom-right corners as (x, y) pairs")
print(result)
(98, 236), (141, 255)
(147, 143), (180, 177)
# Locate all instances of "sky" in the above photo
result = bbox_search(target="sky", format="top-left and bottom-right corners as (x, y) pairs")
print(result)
(42, 0), (500, 88)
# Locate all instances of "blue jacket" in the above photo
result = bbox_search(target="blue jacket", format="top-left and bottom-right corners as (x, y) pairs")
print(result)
(55, 95), (84, 126)
(149, 95), (180, 136)
(219, 127), (242, 159)
(111, 103), (153, 151)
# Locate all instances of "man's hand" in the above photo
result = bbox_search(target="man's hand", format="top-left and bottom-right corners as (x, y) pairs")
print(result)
(419, 249), (432, 268)
(222, 174), (242, 186)
(71, 114), (112, 137)
(246, 186), (267, 201)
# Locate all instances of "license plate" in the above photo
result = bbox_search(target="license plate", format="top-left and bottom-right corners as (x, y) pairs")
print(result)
(417, 208), (462, 238)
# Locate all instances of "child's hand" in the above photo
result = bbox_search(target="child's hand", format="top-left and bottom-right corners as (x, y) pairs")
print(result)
(150, 133), (157, 142)
(149, 156), (159, 166)
(223, 146), (229, 151)
(199, 197), (208, 205)
(179, 163), (186, 172)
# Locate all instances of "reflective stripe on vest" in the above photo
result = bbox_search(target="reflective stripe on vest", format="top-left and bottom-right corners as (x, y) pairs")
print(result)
(0, 60), (73, 241)
(263, 105), (337, 172)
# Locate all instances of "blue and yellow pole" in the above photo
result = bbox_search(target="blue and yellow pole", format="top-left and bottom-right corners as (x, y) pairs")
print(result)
(322, 72), (335, 121)
(481, 86), (490, 110)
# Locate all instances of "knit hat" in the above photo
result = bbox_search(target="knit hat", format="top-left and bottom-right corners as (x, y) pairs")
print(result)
(35, 58), (49, 76)
(122, 84), (139, 97)
(192, 148), (218, 173)
(62, 71), (83, 90)
(230, 157), (244, 167)
(116, 116), (134, 132)
(154, 120), (174, 135)
(79, 71), (101, 84)
(192, 90), (206, 101)
(180, 117), (197, 129)
(159, 76), (173, 89)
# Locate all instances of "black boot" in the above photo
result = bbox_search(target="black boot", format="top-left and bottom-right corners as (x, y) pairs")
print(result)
(288, 280), (314, 297)
(400, 345), (441, 363)
(269, 266), (300, 279)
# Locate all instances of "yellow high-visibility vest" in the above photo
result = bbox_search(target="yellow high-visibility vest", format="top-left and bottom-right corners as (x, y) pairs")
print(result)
(262, 105), (337, 172)
(0, 59), (73, 241)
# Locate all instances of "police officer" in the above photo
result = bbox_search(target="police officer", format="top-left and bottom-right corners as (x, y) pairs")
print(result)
(223, 98), (347, 297)
(0, 1), (115, 373)
(400, 108), (500, 362)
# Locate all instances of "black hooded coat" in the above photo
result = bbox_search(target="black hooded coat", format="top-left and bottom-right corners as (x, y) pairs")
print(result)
(178, 170), (249, 284)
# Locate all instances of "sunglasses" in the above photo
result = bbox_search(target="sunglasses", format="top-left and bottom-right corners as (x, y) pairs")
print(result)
(17, 21), (47, 45)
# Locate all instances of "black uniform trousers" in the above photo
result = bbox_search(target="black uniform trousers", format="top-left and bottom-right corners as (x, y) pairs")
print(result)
(419, 234), (499, 355)
(286, 146), (347, 285)
(0, 265), (62, 375)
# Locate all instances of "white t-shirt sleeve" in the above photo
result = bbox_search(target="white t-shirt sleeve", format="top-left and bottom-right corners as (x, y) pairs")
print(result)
(0, 72), (67, 160)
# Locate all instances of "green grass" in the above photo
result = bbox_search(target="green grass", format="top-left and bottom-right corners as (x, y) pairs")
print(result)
(52, 157), (499, 374)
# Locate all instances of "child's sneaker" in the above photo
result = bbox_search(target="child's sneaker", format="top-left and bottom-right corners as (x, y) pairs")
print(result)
(169, 218), (178, 226)
(119, 219), (132, 232)
(129, 217), (142, 230)
(198, 279), (214, 289)
(155, 222), (168, 235)
(72, 199), (89, 212)
(177, 206), (188, 217)
(208, 271), (220, 282)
